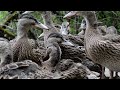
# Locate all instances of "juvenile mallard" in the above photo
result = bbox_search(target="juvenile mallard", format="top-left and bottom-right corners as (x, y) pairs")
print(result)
(12, 14), (48, 66)
(60, 21), (70, 35)
(79, 18), (118, 79)
(40, 11), (74, 72)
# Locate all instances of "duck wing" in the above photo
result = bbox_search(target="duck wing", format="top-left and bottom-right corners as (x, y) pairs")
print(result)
(99, 34), (120, 55)
(102, 34), (120, 43)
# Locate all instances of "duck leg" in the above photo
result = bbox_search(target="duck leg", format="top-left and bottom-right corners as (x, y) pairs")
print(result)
(114, 72), (119, 79)
(109, 71), (114, 79)
(100, 67), (106, 79)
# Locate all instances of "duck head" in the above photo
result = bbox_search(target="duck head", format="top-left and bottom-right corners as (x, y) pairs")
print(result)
(106, 26), (117, 35)
(79, 19), (103, 30)
(18, 14), (49, 30)
(48, 33), (74, 46)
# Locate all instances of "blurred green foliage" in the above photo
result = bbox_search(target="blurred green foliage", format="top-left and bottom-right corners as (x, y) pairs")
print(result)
(0, 11), (120, 37)
(0, 11), (8, 24)
(96, 11), (120, 33)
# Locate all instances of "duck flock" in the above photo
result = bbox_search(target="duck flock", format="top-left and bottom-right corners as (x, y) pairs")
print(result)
(0, 11), (119, 79)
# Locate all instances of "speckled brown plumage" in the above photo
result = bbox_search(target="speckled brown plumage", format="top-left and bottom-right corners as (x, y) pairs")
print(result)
(13, 37), (41, 65)
(64, 11), (120, 72)
(12, 14), (48, 66)
(65, 11), (120, 72)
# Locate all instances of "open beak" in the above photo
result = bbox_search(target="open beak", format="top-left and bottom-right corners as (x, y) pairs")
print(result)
(35, 22), (49, 30)
(63, 11), (79, 19)
(61, 40), (74, 46)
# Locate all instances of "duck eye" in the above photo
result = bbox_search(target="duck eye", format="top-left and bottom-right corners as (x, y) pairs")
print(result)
(31, 22), (35, 25)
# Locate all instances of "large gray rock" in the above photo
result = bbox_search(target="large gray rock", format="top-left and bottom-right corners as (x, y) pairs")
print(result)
(0, 60), (41, 79)
(0, 59), (90, 79)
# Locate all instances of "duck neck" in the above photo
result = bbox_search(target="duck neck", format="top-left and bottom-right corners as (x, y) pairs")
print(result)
(60, 27), (68, 35)
(84, 12), (100, 41)
(42, 11), (58, 46)
(17, 24), (28, 40)
(78, 29), (85, 35)
(42, 11), (53, 27)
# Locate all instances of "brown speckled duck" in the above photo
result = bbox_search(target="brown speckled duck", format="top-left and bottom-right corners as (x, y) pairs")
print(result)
(78, 18), (119, 79)
(64, 11), (120, 73)
(12, 14), (48, 66)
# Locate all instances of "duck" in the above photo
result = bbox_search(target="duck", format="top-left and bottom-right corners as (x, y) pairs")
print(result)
(106, 26), (117, 35)
(79, 19), (111, 78)
(60, 21), (70, 35)
(64, 11), (120, 74)
(12, 13), (48, 66)
(59, 20), (84, 46)
(43, 32), (72, 72)
(40, 11), (60, 48)
(38, 18), (74, 47)
(40, 11), (73, 71)
(9, 11), (43, 49)
(104, 26), (118, 79)
(79, 19), (119, 79)
(0, 38), (13, 67)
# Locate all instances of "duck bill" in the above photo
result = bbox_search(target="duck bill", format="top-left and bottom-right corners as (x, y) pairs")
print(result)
(35, 23), (49, 30)
(63, 11), (79, 19)
(61, 40), (74, 46)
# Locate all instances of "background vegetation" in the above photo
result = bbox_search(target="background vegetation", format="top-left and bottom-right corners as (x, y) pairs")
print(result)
(0, 11), (120, 40)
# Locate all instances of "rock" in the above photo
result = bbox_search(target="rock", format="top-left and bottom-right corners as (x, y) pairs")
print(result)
(0, 60), (42, 79)
(63, 34), (84, 47)
(54, 59), (90, 79)
(87, 72), (100, 79)
(81, 58), (102, 74)
(60, 44), (86, 62)
(55, 59), (74, 72)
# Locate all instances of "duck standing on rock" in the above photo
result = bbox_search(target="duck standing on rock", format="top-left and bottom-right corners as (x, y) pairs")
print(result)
(79, 18), (119, 79)
(64, 11), (120, 75)
(41, 11), (73, 72)
(43, 32), (70, 71)
(12, 13), (48, 66)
